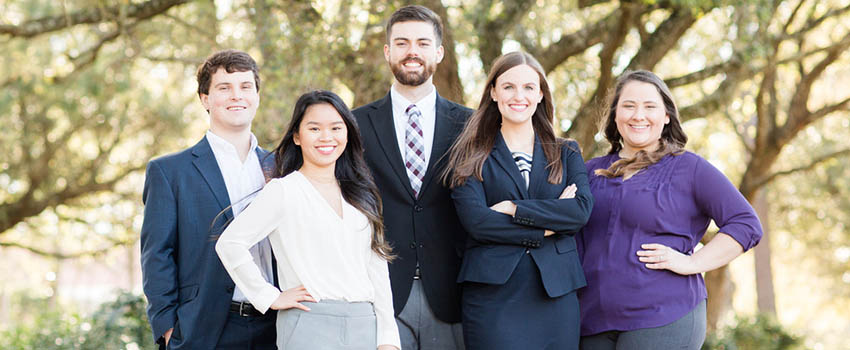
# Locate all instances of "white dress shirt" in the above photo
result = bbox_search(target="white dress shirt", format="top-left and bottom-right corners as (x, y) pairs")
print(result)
(206, 131), (274, 303)
(215, 171), (400, 348)
(391, 83), (437, 170)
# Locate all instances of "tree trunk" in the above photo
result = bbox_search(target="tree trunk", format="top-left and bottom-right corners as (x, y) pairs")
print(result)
(704, 264), (734, 333)
(753, 189), (777, 315)
(423, 0), (465, 105)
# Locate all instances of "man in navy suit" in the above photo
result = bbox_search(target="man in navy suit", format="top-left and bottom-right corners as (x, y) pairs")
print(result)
(140, 49), (276, 349)
(352, 5), (472, 350)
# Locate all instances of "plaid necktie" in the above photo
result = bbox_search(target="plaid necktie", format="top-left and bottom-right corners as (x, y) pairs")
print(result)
(404, 104), (426, 197)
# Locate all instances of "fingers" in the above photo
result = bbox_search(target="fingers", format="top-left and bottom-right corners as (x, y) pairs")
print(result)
(637, 243), (671, 265)
(292, 302), (311, 311)
(560, 184), (577, 199)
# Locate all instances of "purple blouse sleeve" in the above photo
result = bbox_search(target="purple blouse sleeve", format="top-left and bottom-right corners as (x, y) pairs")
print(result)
(692, 156), (763, 251)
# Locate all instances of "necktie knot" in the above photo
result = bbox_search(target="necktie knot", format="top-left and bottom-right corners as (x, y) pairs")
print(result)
(406, 104), (421, 119)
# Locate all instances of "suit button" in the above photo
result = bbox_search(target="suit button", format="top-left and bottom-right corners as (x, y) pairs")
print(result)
(410, 242), (416, 249)
(414, 204), (423, 212)
(226, 286), (234, 293)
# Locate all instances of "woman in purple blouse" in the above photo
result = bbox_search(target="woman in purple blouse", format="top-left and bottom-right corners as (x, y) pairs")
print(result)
(577, 70), (763, 350)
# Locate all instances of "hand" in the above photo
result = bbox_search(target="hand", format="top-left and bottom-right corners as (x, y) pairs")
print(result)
(270, 285), (316, 311)
(637, 243), (699, 275)
(489, 200), (517, 216)
(377, 345), (400, 350)
(544, 230), (556, 237)
(163, 328), (173, 345)
(560, 183), (577, 199)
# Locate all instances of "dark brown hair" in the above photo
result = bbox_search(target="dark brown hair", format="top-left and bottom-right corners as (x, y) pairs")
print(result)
(386, 5), (443, 45)
(444, 51), (564, 188)
(196, 49), (260, 97)
(596, 70), (688, 180)
(271, 90), (393, 260)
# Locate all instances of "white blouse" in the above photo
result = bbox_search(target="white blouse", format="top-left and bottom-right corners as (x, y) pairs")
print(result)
(216, 171), (400, 348)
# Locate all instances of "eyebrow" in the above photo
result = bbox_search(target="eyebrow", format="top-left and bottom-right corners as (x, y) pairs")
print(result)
(305, 121), (345, 125)
(620, 99), (657, 103)
(393, 37), (433, 42)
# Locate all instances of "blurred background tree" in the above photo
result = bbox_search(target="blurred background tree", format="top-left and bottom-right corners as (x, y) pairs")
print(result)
(1, 0), (848, 348)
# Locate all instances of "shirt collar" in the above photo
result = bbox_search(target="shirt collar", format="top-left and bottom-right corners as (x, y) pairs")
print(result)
(391, 83), (437, 114)
(206, 130), (258, 159)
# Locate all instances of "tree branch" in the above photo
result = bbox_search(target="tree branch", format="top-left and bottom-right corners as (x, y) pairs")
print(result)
(0, 0), (190, 38)
(782, 3), (850, 41)
(538, 7), (624, 72)
(0, 239), (135, 259)
(626, 7), (697, 71)
(754, 148), (850, 189)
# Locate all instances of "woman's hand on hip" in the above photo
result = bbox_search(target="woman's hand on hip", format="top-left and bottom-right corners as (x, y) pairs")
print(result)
(270, 285), (316, 311)
(637, 243), (699, 275)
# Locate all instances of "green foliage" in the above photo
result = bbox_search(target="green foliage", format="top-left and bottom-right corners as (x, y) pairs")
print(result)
(0, 292), (155, 350)
(703, 314), (804, 350)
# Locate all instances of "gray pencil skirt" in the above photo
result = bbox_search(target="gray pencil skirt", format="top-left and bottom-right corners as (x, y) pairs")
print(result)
(277, 300), (377, 350)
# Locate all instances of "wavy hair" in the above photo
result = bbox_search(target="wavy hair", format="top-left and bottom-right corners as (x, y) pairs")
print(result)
(596, 70), (688, 180)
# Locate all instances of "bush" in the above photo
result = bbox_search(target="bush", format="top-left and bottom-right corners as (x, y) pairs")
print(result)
(703, 314), (804, 350)
(0, 291), (155, 350)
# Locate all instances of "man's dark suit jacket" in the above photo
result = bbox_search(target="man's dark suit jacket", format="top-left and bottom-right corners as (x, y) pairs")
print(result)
(140, 136), (274, 349)
(352, 92), (472, 323)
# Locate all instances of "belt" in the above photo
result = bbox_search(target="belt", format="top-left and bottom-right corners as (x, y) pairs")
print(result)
(230, 301), (264, 317)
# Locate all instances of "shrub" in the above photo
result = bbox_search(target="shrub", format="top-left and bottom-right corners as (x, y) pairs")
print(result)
(703, 314), (804, 350)
(0, 291), (155, 350)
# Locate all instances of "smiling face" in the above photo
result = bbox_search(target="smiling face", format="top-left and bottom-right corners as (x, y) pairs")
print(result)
(293, 103), (348, 171)
(200, 67), (260, 133)
(200, 67), (259, 134)
(384, 21), (444, 87)
(614, 81), (670, 156)
(490, 64), (543, 128)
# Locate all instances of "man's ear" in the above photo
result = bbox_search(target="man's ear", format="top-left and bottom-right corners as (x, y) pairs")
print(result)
(200, 93), (210, 113)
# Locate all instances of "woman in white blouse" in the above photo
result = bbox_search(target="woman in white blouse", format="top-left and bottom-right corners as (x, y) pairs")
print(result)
(216, 90), (400, 350)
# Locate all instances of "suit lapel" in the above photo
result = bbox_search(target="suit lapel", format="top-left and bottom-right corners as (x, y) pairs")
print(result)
(492, 133), (529, 199)
(527, 135), (549, 198)
(191, 137), (232, 221)
(418, 94), (454, 196)
(366, 94), (417, 198)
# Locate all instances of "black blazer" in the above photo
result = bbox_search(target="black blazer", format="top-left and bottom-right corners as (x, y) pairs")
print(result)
(451, 134), (593, 298)
(140, 137), (275, 349)
(353, 92), (473, 323)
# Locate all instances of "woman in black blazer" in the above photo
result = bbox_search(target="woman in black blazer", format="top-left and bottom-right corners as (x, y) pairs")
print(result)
(444, 51), (593, 349)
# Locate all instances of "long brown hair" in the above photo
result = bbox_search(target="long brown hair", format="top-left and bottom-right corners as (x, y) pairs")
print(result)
(272, 91), (393, 260)
(444, 51), (563, 187)
(596, 70), (688, 180)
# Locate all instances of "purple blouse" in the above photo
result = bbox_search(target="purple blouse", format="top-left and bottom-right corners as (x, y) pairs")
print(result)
(576, 151), (762, 336)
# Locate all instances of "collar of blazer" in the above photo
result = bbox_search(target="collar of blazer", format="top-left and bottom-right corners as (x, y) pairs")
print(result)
(365, 92), (462, 200)
(190, 136), (272, 221)
(490, 132), (551, 200)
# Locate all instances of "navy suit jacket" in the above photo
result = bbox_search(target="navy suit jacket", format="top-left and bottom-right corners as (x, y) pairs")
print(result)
(451, 134), (593, 298)
(140, 136), (274, 349)
(353, 92), (472, 323)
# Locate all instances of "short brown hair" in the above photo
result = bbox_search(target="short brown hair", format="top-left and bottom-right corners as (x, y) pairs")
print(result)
(196, 49), (260, 96)
(386, 5), (443, 45)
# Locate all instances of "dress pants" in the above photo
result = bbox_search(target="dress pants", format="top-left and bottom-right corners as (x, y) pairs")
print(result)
(278, 300), (377, 349)
(397, 279), (465, 350)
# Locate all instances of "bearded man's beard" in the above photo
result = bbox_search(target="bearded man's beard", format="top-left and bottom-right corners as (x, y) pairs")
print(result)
(390, 57), (436, 86)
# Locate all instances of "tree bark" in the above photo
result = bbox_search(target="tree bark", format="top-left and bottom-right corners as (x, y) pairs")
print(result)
(753, 189), (776, 315)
